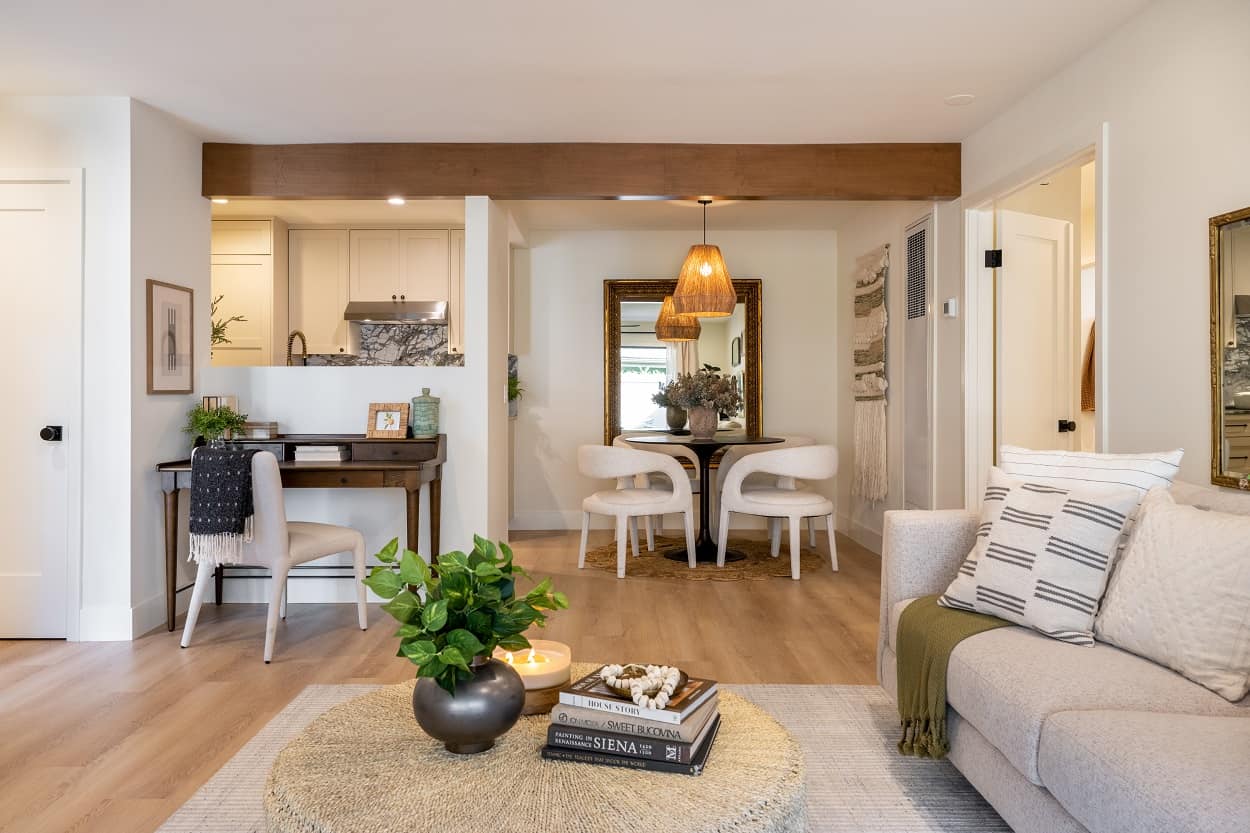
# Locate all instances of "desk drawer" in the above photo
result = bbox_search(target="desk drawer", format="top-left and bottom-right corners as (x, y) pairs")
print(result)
(351, 442), (435, 462)
(282, 470), (385, 489)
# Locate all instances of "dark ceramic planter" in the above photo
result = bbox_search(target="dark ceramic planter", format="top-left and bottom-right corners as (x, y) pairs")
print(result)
(412, 657), (525, 754)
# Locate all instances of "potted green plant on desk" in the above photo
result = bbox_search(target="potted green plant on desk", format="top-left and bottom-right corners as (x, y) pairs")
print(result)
(363, 535), (568, 753)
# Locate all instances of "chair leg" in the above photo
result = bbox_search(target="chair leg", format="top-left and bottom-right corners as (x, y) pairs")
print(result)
(279, 578), (288, 620)
(789, 516), (802, 580)
(684, 510), (697, 570)
(826, 514), (839, 572)
(808, 516), (816, 549)
(644, 514), (655, 552)
(264, 563), (290, 663)
(629, 516), (640, 558)
(179, 560), (215, 648)
(353, 538), (368, 630)
(716, 508), (731, 567)
(578, 512), (590, 568)
(615, 515), (628, 579)
(769, 518), (782, 558)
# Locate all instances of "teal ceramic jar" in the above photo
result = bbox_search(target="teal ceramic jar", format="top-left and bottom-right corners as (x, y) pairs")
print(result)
(411, 388), (440, 438)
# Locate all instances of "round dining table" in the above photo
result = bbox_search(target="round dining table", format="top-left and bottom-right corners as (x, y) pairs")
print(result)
(626, 432), (783, 563)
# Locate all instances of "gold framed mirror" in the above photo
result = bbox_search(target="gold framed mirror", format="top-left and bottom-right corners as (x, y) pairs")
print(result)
(1210, 205), (1250, 487)
(604, 278), (762, 445)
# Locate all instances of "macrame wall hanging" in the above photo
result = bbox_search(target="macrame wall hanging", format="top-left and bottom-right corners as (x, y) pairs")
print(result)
(852, 245), (889, 501)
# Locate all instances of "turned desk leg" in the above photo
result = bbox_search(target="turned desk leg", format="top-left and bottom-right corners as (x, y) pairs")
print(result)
(429, 474), (441, 557)
(406, 486), (421, 556)
(162, 486), (179, 632)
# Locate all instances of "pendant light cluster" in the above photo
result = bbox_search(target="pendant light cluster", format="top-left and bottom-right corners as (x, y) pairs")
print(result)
(654, 199), (735, 341)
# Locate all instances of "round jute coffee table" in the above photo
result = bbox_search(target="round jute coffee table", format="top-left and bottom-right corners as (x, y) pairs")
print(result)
(265, 664), (806, 833)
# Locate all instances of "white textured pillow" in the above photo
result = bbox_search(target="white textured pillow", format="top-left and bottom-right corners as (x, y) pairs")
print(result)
(998, 446), (1183, 495)
(1095, 489), (1250, 701)
(940, 467), (1140, 645)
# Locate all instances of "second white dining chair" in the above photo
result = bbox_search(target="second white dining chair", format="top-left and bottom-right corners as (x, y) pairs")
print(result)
(716, 445), (839, 580)
(578, 445), (697, 578)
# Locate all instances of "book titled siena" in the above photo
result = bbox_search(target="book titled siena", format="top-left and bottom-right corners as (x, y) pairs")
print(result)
(549, 696), (719, 743)
(547, 709), (719, 764)
(541, 716), (721, 775)
(558, 669), (718, 725)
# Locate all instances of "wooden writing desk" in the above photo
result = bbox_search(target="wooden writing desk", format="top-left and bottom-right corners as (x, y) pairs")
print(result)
(156, 434), (445, 632)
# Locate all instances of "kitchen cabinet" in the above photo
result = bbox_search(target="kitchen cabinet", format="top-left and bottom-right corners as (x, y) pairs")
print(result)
(349, 229), (450, 303)
(210, 219), (287, 367)
(449, 229), (465, 354)
(289, 229), (351, 356)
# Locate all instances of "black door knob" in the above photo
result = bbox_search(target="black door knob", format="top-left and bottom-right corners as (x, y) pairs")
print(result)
(40, 425), (63, 442)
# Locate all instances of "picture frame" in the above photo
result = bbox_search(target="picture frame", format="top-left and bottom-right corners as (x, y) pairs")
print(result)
(730, 335), (742, 368)
(367, 402), (410, 438)
(146, 279), (194, 395)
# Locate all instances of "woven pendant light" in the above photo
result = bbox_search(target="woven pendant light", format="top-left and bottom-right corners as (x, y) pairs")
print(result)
(673, 199), (735, 317)
(654, 295), (701, 342)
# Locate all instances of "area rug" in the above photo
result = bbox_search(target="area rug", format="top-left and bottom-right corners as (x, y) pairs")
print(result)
(581, 534), (828, 580)
(157, 684), (1007, 833)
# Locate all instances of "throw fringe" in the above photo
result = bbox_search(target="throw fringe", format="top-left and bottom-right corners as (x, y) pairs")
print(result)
(853, 398), (888, 501)
(189, 515), (254, 567)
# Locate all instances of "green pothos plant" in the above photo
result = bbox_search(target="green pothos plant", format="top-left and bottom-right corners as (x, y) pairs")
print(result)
(363, 535), (568, 695)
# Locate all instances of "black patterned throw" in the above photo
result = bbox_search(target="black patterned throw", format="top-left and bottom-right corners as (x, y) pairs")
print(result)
(189, 447), (259, 566)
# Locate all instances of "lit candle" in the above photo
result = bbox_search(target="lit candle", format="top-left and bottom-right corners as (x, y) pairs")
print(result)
(492, 639), (571, 690)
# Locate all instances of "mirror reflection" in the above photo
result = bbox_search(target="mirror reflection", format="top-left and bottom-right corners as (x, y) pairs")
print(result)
(1212, 207), (1250, 485)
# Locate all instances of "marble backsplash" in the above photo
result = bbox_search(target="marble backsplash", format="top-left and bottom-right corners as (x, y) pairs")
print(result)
(1223, 317), (1250, 403)
(305, 323), (464, 367)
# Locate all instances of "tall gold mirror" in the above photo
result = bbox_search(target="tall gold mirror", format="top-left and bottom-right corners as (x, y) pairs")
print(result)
(1210, 205), (1250, 487)
(604, 279), (762, 445)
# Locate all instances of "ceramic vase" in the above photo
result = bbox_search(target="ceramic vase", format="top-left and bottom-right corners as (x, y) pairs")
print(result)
(688, 406), (717, 439)
(666, 406), (688, 433)
(411, 657), (525, 754)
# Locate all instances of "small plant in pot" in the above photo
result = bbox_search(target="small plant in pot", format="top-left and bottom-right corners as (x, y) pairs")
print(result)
(652, 382), (688, 433)
(668, 364), (744, 439)
(363, 535), (568, 754)
(183, 403), (248, 448)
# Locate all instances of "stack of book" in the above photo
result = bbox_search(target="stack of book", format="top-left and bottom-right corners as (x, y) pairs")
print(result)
(543, 666), (720, 775)
(293, 444), (349, 462)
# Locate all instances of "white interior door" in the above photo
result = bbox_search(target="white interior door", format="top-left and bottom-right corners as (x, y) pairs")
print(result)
(996, 210), (1076, 452)
(0, 173), (81, 637)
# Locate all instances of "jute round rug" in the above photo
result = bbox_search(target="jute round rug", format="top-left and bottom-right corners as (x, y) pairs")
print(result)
(582, 534), (828, 580)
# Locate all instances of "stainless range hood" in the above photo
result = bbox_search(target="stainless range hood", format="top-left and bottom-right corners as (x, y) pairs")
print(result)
(343, 300), (447, 324)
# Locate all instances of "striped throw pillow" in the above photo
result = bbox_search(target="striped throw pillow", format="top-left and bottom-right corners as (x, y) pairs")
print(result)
(939, 467), (1141, 645)
(998, 446), (1183, 495)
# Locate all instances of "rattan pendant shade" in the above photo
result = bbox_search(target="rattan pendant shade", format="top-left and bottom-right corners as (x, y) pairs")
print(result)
(673, 200), (736, 317)
(654, 295), (701, 342)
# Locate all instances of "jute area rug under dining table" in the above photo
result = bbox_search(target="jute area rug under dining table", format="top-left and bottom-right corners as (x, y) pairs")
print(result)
(157, 682), (1008, 833)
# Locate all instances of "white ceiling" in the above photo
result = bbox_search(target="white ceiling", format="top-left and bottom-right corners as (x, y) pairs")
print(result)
(0, 0), (1148, 143)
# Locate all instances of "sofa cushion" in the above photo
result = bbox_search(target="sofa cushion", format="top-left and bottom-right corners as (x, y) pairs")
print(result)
(942, 624), (1249, 785)
(1039, 711), (1250, 833)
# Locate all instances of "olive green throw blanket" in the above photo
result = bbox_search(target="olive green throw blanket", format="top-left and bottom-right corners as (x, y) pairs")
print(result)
(896, 594), (1012, 758)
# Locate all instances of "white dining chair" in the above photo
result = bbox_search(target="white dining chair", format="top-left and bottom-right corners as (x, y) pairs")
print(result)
(612, 432), (700, 546)
(716, 445), (839, 580)
(578, 445), (697, 578)
(180, 451), (369, 662)
(712, 435), (817, 545)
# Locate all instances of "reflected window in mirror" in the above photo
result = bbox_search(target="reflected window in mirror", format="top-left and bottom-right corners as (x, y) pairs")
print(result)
(1210, 207), (1250, 486)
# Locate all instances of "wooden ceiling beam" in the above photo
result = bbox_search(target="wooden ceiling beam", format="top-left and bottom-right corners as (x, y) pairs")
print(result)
(202, 142), (960, 201)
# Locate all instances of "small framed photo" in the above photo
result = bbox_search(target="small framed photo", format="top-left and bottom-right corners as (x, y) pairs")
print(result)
(147, 279), (194, 394)
(367, 402), (410, 438)
(730, 335), (742, 368)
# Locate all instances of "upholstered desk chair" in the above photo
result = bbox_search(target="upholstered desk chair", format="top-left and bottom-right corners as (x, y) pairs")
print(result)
(716, 445), (839, 580)
(577, 445), (697, 578)
(713, 435), (817, 544)
(180, 451), (368, 662)
(612, 433), (700, 548)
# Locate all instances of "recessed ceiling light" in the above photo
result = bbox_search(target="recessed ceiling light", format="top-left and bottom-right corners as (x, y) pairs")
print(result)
(387, 196), (406, 206)
(944, 94), (976, 107)
(211, 197), (229, 204)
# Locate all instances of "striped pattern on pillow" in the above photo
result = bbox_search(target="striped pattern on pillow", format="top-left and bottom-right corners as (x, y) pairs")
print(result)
(998, 446), (1183, 495)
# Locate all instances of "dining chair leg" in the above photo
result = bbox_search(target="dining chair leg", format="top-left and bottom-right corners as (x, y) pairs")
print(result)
(578, 512), (590, 569)
(353, 538), (369, 630)
(826, 514), (839, 572)
(808, 516), (816, 549)
(644, 514), (655, 552)
(715, 507), (731, 567)
(264, 564), (291, 663)
(769, 518), (782, 558)
(788, 516), (802, 580)
(179, 560), (215, 648)
(629, 516), (640, 558)
(684, 510), (697, 570)
(615, 515), (628, 579)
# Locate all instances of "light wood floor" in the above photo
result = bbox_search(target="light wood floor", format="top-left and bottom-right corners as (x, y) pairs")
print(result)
(0, 530), (880, 833)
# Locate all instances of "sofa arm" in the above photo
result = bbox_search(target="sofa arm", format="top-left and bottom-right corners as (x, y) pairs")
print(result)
(877, 509), (978, 685)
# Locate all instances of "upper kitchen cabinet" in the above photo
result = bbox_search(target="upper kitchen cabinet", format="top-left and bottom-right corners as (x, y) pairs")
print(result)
(289, 229), (351, 357)
(349, 229), (450, 303)
(210, 219), (288, 367)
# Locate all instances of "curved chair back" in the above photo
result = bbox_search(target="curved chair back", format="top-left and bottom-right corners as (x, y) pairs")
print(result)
(722, 445), (838, 500)
(242, 451), (288, 567)
(579, 445), (693, 503)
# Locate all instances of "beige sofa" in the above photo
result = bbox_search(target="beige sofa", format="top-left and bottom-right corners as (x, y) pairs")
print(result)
(877, 482), (1250, 833)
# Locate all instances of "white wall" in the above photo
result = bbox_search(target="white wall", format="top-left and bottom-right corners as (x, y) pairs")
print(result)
(510, 228), (839, 530)
(959, 0), (1250, 484)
